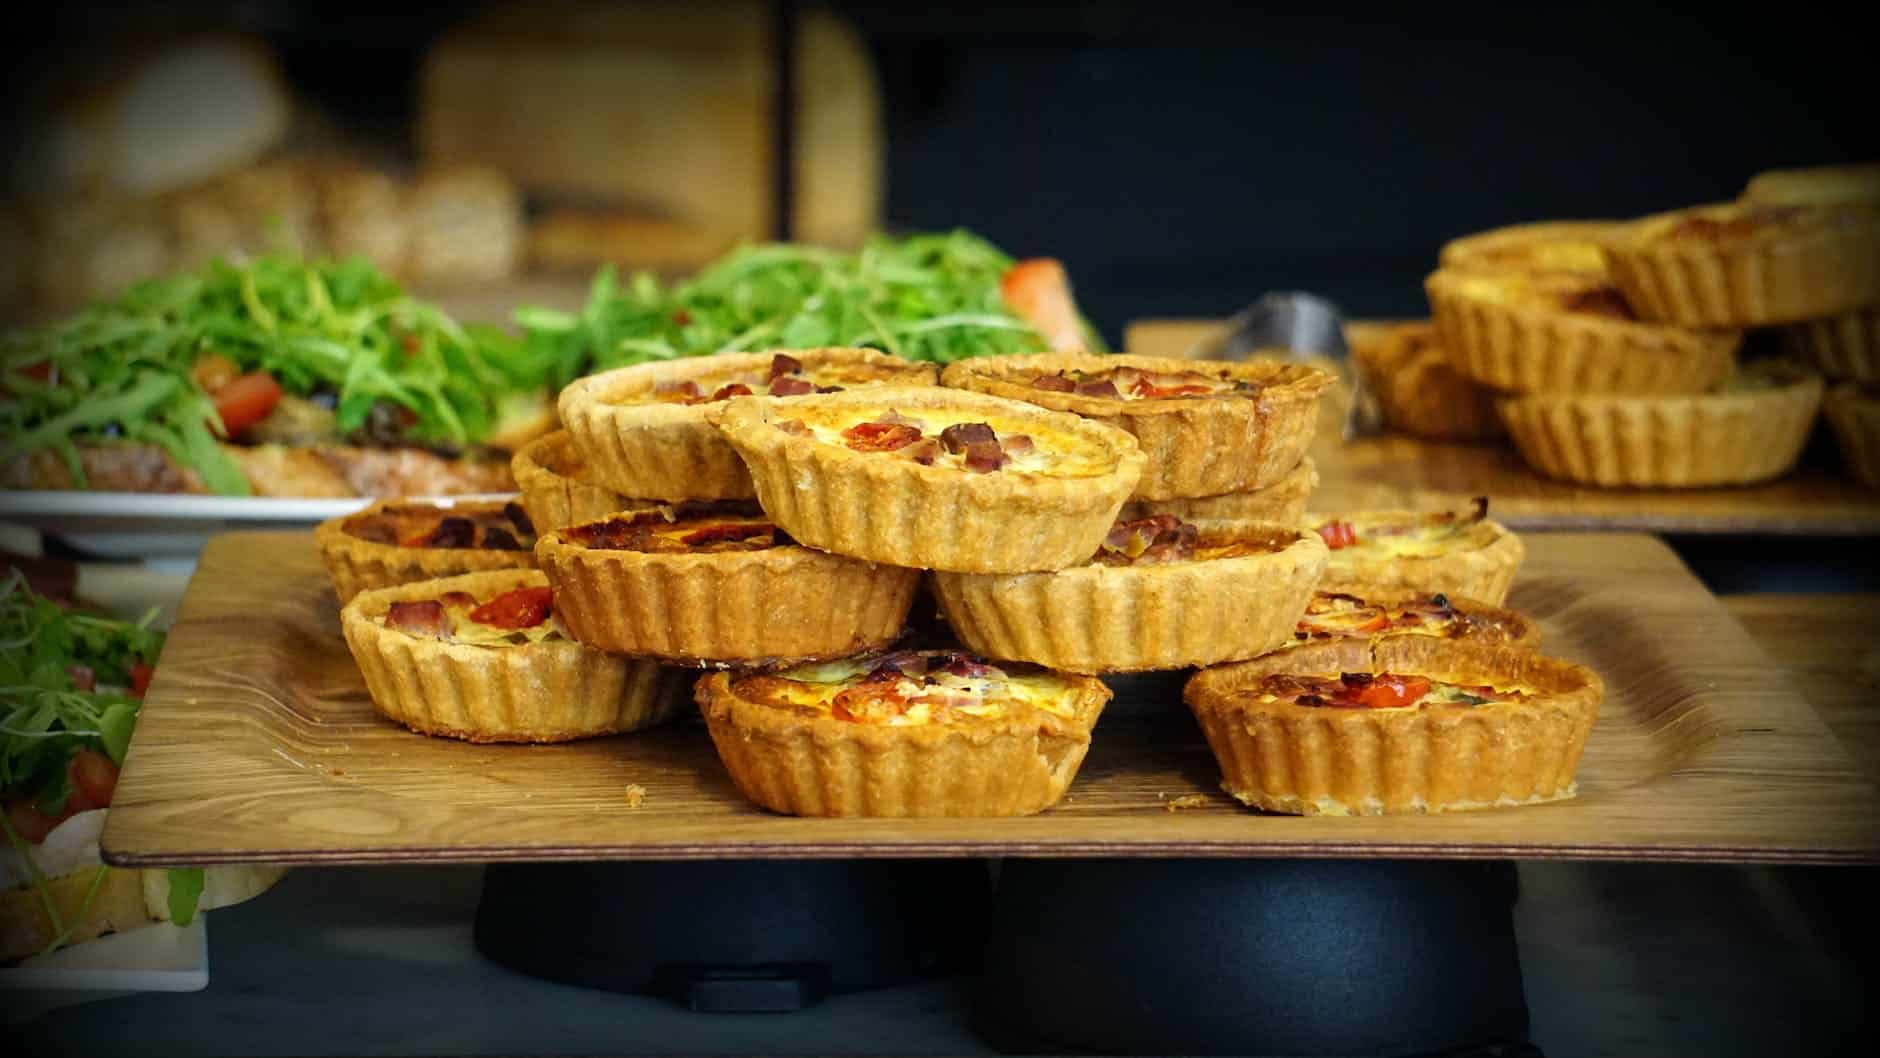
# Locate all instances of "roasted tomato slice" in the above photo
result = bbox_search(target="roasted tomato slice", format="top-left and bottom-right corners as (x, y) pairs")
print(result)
(1316, 520), (1358, 549)
(69, 749), (120, 811)
(5, 799), (64, 844)
(210, 371), (285, 437)
(469, 586), (554, 629)
(1350, 674), (1432, 710)
(129, 660), (155, 697)
(842, 421), (923, 452)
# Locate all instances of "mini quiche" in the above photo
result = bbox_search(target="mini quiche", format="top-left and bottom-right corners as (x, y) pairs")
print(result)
(1604, 202), (1880, 327)
(939, 353), (1331, 500)
(340, 570), (686, 742)
(511, 430), (646, 532)
(1784, 307), (1880, 385)
(1120, 456), (1317, 524)
(1498, 359), (1824, 487)
(930, 516), (1327, 673)
(713, 386), (1145, 574)
(1185, 637), (1601, 815)
(1824, 383), (1880, 489)
(1437, 219), (1630, 277)
(695, 649), (1110, 817)
(1741, 162), (1880, 208)
(558, 348), (936, 501)
(317, 498), (539, 604)
(1290, 590), (1540, 650)
(1425, 267), (1739, 395)
(1345, 320), (1501, 442)
(534, 502), (919, 665)
(1313, 500), (1524, 606)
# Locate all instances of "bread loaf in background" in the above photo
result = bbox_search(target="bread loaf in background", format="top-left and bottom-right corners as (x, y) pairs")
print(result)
(419, 0), (882, 253)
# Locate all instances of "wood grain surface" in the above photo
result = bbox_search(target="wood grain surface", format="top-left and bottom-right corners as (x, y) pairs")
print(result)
(1125, 318), (1880, 535)
(1725, 594), (1880, 785)
(101, 531), (1880, 867)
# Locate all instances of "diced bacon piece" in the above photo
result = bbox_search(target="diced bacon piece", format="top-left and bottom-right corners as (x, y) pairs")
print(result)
(420, 517), (475, 549)
(767, 376), (814, 396)
(710, 383), (755, 402)
(938, 421), (997, 453)
(843, 421), (924, 452)
(1002, 434), (1035, 454)
(901, 438), (942, 465)
(1001, 258), (1088, 353)
(1031, 373), (1076, 393)
(1074, 378), (1121, 399)
(769, 353), (804, 379)
(503, 501), (536, 537)
(387, 600), (450, 638)
(469, 586), (554, 630)
(656, 380), (703, 402)
(937, 653), (1002, 679)
(774, 418), (810, 436)
(962, 440), (1005, 472)
(481, 527), (524, 551)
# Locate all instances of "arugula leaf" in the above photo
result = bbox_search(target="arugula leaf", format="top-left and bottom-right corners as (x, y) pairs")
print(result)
(166, 868), (207, 925)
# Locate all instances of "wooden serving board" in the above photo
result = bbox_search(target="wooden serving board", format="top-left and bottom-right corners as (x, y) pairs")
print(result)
(1126, 318), (1880, 535)
(101, 531), (1879, 866)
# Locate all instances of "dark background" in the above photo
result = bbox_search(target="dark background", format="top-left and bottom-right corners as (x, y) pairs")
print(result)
(7, 0), (1873, 344)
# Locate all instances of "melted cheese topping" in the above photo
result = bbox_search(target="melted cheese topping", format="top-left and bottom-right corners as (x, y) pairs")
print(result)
(1292, 593), (1505, 643)
(1243, 673), (1537, 712)
(1446, 272), (1637, 320)
(1030, 365), (1252, 401)
(734, 652), (1081, 726)
(788, 407), (1113, 477)
(1321, 512), (1485, 562)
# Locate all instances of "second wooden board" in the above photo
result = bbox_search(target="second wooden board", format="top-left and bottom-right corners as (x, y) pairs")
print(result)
(102, 531), (1879, 866)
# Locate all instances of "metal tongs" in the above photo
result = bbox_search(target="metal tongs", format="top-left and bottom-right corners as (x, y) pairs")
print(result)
(1182, 291), (1384, 439)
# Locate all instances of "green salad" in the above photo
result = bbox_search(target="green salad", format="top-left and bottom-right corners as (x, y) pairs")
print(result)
(516, 230), (1098, 388)
(0, 256), (547, 496)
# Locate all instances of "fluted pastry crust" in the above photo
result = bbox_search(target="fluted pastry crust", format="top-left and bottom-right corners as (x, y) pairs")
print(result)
(557, 348), (936, 501)
(1824, 383), (1880, 489)
(1314, 511), (1524, 606)
(1120, 456), (1317, 523)
(695, 666), (1110, 817)
(1185, 637), (1601, 816)
(534, 513), (920, 665)
(1346, 320), (1502, 441)
(930, 523), (1328, 673)
(1604, 202), (1880, 327)
(1783, 307), (1880, 384)
(940, 353), (1331, 499)
(1742, 163), (1880, 208)
(511, 430), (644, 531)
(316, 499), (536, 605)
(713, 386), (1146, 574)
(1438, 219), (1629, 276)
(340, 570), (686, 742)
(1497, 362), (1824, 487)
(1426, 268), (1739, 394)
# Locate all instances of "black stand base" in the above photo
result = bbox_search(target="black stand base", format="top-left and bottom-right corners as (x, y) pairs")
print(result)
(474, 860), (990, 1012)
(974, 858), (1536, 1057)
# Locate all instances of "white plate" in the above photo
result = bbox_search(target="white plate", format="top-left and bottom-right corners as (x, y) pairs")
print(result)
(0, 491), (517, 563)
(0, 917), (208, 1019)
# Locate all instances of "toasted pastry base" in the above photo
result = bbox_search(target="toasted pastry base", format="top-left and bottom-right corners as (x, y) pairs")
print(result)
(940, 353), (1331, 499)
(1346, 320), (1503, 441)
(931, 524), (1327, 673)
(1825, 384), (1880, 489)
(1121, 456), (1317, 523)
(340, 570), (686, 742)
(695, 669), (1111, 817)
(1742, 163), (1880, 208)
(558, 348), (937, 501)
(1497, 364), (1824, 487)
(1783, 307), (1880, 384)
(511, 430), (644, 531)
(715, 386), (1146, 574)
(1315, 514), (1524, 606)
(316, 499), (536, 605)
(1185, 637), (1601, 815)
(1438, 219), (1628, 276)
(1426, 269), (1739, 394)
(1288, 589), (1541, 651)
(1604, 202), (1880, 327)
(534, 518), (920, 665)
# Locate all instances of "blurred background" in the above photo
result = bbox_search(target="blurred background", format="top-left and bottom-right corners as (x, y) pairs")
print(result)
(2, 0), (1872, 342)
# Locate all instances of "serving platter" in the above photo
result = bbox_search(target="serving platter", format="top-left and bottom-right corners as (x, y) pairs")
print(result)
(1125, 317), (1880, 535)
(101, 530), (1880, 866)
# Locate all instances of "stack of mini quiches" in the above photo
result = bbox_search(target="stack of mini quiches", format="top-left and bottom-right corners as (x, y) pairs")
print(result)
(676, 347), (1338, 819)
(1186, 503), (1604, 816)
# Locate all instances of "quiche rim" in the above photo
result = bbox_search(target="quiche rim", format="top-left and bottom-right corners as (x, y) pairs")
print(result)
(1437, 219), (1630, 277)
(1287, 588), (1541, 651)
(1824, 383), (1880, 489)
(1345, 319), (1503, 442)
(338, 569), (686, 742)
(315, 497), (536, 605)
(1313, 510), (1525, 606)
(510, 429), (645, 532)
(938, 352), (1331, 499)
(1184, 636), (1601, 816)
(1120, 455), (1317, 523)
